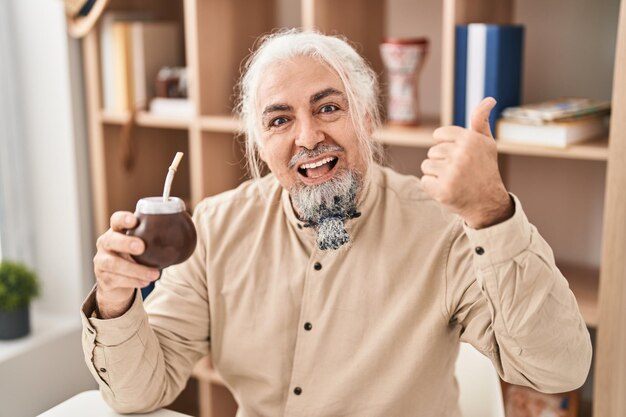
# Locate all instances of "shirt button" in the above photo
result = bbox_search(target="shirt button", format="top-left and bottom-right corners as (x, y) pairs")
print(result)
(99, 368), (107, 373)
(475, 246), (485, 255)
(294, 387), (302, 395)
(304, 322), (312, 331)
(297, 223), (303, 229)
(314, 262), (322, 271)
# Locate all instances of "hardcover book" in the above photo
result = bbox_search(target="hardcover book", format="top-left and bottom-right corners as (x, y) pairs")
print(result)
(454, 24), (524, 134)
(496, 115), (609, 147)
(501, 98), (611, 124)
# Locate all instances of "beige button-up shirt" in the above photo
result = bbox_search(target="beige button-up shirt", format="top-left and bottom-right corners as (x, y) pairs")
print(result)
(81, 164), (591, 417)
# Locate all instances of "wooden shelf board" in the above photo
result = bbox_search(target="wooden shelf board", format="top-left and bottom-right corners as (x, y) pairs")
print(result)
(496, 137), (609, 161)
(375, 123), (608, 161)
(135, 111), (191, 129)
(374, 122), (438, 148)
(100, 111), (191, 130)
(100, 111), (131, 125)
(558, 263), (599, 327)
(198, 115), (243, 133)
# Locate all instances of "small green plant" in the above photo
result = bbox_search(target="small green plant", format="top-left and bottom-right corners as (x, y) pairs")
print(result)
(0, 260), (40, 311)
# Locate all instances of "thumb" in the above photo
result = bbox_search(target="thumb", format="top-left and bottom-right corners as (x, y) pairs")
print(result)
(470, 97), (497, 138)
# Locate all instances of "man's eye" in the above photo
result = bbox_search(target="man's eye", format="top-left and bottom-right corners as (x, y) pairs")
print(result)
(270, 117), (288, 127)
(319, 104), (338, 113)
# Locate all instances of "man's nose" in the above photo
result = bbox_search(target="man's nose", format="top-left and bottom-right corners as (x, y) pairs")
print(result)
(294, 117), (324, 150)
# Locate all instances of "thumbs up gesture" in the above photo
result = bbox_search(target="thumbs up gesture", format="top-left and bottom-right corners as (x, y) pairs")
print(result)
(420, 97), (514, 229)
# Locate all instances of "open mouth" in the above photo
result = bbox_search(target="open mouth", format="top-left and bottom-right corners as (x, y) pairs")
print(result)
(297, 156), (339, 179)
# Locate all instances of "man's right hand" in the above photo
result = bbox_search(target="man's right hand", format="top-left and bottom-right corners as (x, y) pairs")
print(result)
(93, 211), (161, 319)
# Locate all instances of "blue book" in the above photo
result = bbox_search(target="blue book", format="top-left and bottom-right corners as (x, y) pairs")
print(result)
(454, 24), (524, 134)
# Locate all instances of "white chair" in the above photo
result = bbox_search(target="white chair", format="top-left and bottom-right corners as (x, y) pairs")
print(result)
(455, 343), (506, 417)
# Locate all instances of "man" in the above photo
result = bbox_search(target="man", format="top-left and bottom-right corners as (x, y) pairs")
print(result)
(82, 30), (592, 417)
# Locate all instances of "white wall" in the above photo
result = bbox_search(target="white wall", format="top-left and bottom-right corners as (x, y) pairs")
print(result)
(0, 0), (97, 415)
(9, 0), (94, 315)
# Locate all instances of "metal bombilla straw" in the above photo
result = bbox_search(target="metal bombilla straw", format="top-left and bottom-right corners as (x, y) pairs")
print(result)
(163, 152), (184, 202)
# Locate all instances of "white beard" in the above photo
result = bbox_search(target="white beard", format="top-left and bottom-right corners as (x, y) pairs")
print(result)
(290, 170), (361, 251)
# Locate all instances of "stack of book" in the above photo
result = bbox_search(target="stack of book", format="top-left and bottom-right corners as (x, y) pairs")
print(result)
(496, 98), (611, 147)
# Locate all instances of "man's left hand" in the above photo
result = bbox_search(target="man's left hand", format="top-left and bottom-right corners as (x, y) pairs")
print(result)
(420, 97), (514, 229)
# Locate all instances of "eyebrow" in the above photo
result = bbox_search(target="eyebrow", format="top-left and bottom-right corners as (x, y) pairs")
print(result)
(310, 87), (345, 104)
(261, 87), (346, 117)
(262, 103), (293, 116)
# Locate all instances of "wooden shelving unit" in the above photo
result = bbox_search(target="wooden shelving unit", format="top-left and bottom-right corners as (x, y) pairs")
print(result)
(80, 0), (626, 416)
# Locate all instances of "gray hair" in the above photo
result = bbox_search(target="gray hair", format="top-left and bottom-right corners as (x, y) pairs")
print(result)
(234, 28), (383, 179)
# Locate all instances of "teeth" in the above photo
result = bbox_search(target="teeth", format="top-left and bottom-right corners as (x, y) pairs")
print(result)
(300, 157), (336, 170)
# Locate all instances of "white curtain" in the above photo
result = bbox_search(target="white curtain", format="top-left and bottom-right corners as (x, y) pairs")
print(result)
(0, 1), (35, 265)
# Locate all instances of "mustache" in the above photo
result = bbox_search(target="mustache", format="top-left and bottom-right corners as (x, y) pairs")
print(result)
(288, 144), (344, 169)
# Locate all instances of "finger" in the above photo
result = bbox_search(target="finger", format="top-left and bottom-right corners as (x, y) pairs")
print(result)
(420, 174), (439, 197)
(433, 126), (465, 143)
(98, 230), (145, 256)
(470, 97), (497, 138)
(420, 158), (446, 177)
(110, 211), (138, 232)
(427, 142), (454, 160)
(94, 252), (160, 281)
(96, 270), (153, 290)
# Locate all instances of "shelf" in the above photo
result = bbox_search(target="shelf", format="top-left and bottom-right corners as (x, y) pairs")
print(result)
(100, 111), (191, 130)
(496, 137), (609, 161)
(198, 115), (242, 133)
(374, 121), (439, 148)
(558, 263), (599, 327)
(102, 111), (607, 163)
(135, 111), (191, 129)
(375, 123), (609, 161)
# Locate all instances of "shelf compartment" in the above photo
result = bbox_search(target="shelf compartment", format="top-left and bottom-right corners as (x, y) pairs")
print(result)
(191, 131), (247, 203)
(303, 0), (384, 79)
(193, 0), (276, 116)
(102, 125), (191, 217)
(558, 263), (599, 327)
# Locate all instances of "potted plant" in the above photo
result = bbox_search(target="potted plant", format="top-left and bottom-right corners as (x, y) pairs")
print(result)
(0, 260), (40, 340)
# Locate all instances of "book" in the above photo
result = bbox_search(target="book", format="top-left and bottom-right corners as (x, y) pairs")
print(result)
(496, 115), (609, 147)
(100, 12), (149, 112)
(502, 98), (611, 124)
(149, 97), (193, 117)
(111, 21), (134, 112)
(454, 24), (524, 133)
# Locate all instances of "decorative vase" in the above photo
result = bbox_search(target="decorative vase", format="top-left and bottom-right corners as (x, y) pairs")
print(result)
(380, 38), (429, 125)
(0, 306), (30, 340)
